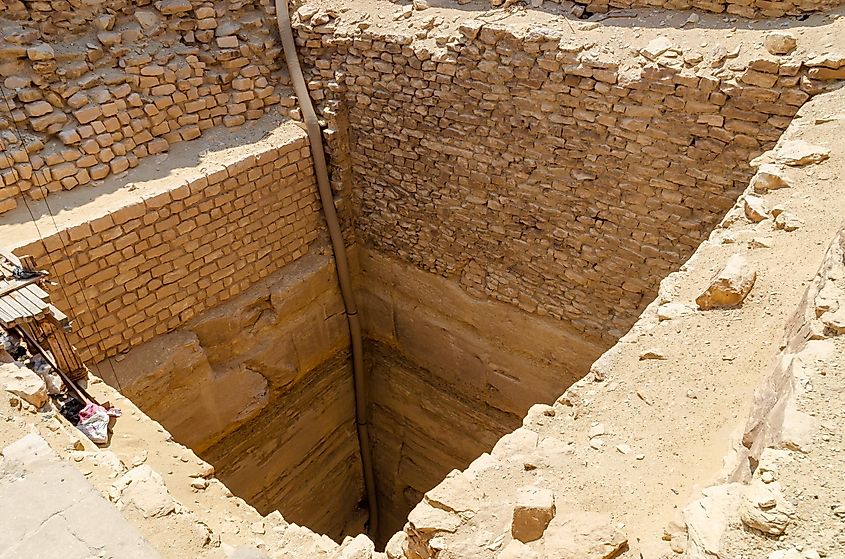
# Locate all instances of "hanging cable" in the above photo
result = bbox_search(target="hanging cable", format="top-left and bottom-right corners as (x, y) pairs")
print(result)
(273, 0), (380, 538)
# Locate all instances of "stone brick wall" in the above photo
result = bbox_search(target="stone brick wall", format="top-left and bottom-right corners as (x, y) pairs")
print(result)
(295, 16), (842, 342)
(557, 0), (845, 18)
(0, 0), (294, 214)
(13, 132), (322, 363)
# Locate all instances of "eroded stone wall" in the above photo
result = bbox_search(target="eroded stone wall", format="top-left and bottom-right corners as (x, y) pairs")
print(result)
(295, 18), (834, 344)
(0, 0), (294, 214)
(11, 128), (320, 362)
(95, 250), (367, 540)
(357, 249), (605, 542)
(551, 0), (845, 18)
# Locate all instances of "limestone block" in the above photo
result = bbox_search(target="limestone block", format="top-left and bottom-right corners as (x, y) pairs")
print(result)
(743, 195), (769, 222)
(739, 480), (793, 535)
(542, 512), (627, 558)
(696, 254), (756, 310)
(156, 0), (192, 15)
(499, 539), (539, 559)
(111, 465), (177, 518)
(751, 164), (792, 193)
(774, 140), (831, 166)
(764, 32), (797, 55)
(333, 534), (375, 559)
(774, 212), (803, 232)
(511, 486), (555, 543)
(26, 43), (55, 61)
(407, 500), (462, 535)
(0, 360), (48, 408)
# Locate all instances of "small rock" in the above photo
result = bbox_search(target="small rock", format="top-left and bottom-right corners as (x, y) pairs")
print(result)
(216, 36), (239, 49)
(499, 539), (539, 559)
(764, 32), (797, 55)
(26, 43), (55, 61)
(750, 237), (774, 249)
(696, 254), (756, 310)
(657, 302), (693, 321)
(543, 512), (627, 558)
(512, 486), (556, 543)
(590, 438), (605, 450)
(639, 348), (666, 360)
(761, 471), (775, 483)
(413, 0), (430, 9)
(774, 212), (803, 232)
(743, 195), (769, 222)
(641, 37), (673, 60)
(684, 13), (700, 26)
(156, 0), (193, 15)
(135, 10), (160, 31)
(113, 465), (177, 518)
(190, 477), (209, 490)
(821, 307), (845, 335)
(616, 444), (631, 455)
(775, 140), (831, 166)
(588, 423), (606, 438)
(740, 481), (793, 535)
(751, 163), (793, 192)
(636, 454), (645, 460)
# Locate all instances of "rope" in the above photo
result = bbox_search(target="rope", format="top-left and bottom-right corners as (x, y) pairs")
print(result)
(0, 85), (124, 392)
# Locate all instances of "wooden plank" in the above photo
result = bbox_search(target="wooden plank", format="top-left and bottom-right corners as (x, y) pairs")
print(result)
(28, 283), (50, 299)
(0, 294), (28, 321)
(8, 289), (43, 316)
(0, 303), (14, 324)
(18, 286), (49, 313)
(0, 298), (22, 326)
(0, 276), (44, 298)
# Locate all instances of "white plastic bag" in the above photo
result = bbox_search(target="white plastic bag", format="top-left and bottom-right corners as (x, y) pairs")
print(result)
(76, 403), (110, 444)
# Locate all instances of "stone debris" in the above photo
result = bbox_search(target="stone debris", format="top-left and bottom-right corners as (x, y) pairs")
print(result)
(111, 465), (178, 518)
(640, 36), (673, 60)
(639, 348), (667, 360)
(511, 486), (556, 543)
(744, 195), (770, 222)
(499, 539), (539, 559)
(764, 32), (797, 55)
(821, 306), (845, 334)
(775, 140), (831, 166)
(542, 512), (627, 558)
(333, 534), (375, 559)
(739, 481), (794, 535)
(657, 302), (693, 321)
(750, 236), (775, 249)
(0, 359), (48, 408)
(775, 212), (804, 232)
(696, 254), (756, 310)
(751, 164), (793, 192)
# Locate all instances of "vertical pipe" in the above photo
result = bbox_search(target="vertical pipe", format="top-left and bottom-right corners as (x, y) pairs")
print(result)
(273, 0), (380, 538)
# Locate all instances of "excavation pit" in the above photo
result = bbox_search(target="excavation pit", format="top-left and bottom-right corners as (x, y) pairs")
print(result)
(1, 0), (844, 557)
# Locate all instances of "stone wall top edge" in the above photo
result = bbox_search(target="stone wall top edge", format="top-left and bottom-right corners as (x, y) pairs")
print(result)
(295, 13), (845, 84)
(1, 120), (309, 252)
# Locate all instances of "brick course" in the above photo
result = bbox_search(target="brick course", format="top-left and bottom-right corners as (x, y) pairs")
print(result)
(295, 18), (842, 342)
(14, 135), (322, 362)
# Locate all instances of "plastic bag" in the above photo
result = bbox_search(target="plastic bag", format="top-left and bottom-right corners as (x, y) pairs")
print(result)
(77, 406), (109, 444)
(76, 403), (121, 444)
